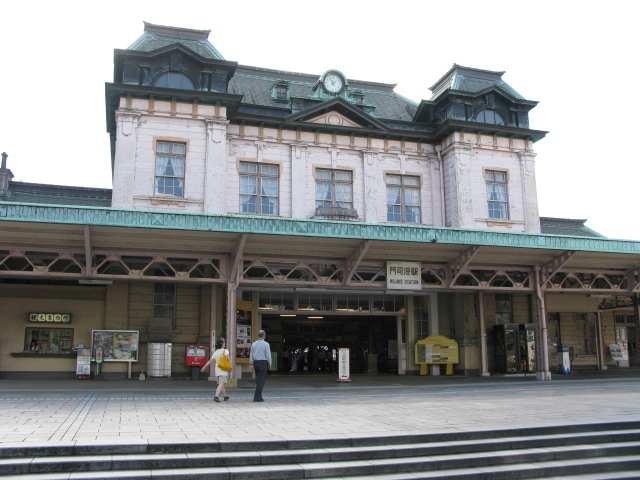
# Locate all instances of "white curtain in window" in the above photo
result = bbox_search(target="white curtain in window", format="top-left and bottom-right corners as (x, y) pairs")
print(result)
(335, 183), (352, 208)
(487, 183), (507, 201)
(405, 188), (419, 206)
(261, 177), (278, 197)
(387, 186), (401, 205)
(316, 182), (332, 201)
(156, 157), (184, 177)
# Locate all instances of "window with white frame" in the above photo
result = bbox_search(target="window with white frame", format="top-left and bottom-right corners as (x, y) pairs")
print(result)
(386, 174), (421, 223)
(315, 169), (353, 214)
(239, 162), (279, 215)
(155, 141), (185, 198)
(485, 170), (509, 219)
(495, 293), (512, 324)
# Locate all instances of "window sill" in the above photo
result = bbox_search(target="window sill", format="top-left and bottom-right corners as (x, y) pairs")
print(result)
(135, 196), (201, 208)
(479, 218), (524, 228)
(12, 352), (76, 358)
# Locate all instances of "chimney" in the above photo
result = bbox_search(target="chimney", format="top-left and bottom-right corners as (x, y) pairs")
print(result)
(0, 152), (14, 198)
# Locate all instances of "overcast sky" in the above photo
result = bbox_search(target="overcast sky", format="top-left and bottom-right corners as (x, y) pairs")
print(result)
(1, 1), (638, 240)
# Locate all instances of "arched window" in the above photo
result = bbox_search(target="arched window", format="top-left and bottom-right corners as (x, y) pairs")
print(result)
(154, 72), (195, 90)
(476, 109), (505, 125)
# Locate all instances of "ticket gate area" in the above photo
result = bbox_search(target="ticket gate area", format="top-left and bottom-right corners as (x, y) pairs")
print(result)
(264, 315), (398, 374)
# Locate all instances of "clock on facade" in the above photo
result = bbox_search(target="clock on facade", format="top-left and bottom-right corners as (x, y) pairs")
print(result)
(323, 73), (343, 93)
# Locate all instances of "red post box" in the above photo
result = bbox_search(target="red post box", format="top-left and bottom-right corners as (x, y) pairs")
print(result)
(185, 345), (207, 366)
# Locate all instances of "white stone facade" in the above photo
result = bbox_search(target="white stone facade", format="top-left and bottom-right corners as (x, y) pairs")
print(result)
(111, 98), (540, 233)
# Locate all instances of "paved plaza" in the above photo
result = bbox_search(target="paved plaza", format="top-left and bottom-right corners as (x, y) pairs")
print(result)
(1, 370), (639, 449)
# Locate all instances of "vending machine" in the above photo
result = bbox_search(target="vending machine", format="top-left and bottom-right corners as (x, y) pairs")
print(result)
(520, 324), (536, 374)
(493, 324), (536, 374)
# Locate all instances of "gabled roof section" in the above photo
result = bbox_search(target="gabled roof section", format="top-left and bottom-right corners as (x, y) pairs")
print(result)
(127, 22), (225, 61)
(5, 182), (112, 208)
(285, 98), (390, 131)
(540, 217), (606, 239)
(429, 64), (525, 101)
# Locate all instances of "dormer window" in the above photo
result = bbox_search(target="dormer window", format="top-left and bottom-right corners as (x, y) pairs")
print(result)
(154, 72), (195, 90)
(476, 109), (505, 125)
(271, 80), (289, 102)
(349, 90), (365, 104)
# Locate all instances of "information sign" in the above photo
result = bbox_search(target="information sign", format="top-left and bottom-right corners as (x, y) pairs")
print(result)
(76, 348), (91, 379)
(338, 348), (351, 382)
(415, 335), (459, 375)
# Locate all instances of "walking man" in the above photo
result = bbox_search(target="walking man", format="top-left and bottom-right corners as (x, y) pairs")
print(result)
(249, 330), (271, 402)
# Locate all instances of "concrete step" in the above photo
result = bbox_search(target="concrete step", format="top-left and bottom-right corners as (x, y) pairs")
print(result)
(1, 423), (639, 479)
(2, 437), (639, 475)
(3, 456), (640, 480)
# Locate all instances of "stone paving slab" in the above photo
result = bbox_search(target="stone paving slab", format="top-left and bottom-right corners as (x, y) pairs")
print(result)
(0, 371), (639, 447)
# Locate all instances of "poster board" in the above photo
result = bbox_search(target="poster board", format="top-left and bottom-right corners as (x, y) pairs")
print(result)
(91, 330), (139, 362)
(235, 300), (256, 364)
(609, 343), (628, 361)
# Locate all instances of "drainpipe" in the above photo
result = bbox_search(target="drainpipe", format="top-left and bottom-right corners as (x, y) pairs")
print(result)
(595, 311), (607, 370)
(435, 145), (446, 227)
(478, 291), (489, 376)
(534, 266), (551, 380)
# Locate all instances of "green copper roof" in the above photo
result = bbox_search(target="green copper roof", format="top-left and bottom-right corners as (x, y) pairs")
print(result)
(127, 22), (225, 61)
(1, 202), (639, 255)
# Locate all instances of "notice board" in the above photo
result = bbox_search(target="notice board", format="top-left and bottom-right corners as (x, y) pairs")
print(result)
(91, 330), (139, 362)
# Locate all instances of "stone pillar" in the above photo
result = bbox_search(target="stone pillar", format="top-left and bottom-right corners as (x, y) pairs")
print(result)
(111, 111), (141, 209)
(290, 143), (307, 219)
(204, 117), (229, 214)
(362, 150), (378, 222)
(441, 142), (474, 228)
(518, 150), (541, 233)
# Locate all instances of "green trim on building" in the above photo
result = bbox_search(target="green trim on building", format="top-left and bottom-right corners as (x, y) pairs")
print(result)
(1, 202), (639, 254)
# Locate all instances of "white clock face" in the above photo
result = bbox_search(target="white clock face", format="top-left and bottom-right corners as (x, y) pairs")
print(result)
(324, 74), (343, 93)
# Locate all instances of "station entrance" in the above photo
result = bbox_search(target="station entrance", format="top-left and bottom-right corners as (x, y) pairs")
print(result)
(260, 314), (400, 374)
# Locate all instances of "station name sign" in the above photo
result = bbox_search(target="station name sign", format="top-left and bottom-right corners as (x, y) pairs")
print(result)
(386, 261), (421, 291)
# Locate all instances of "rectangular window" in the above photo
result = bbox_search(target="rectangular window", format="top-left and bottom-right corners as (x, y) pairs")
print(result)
(155, 141), (185, 197)
(495, 293), (512, 324)
(154, 283), (176, 328)
(386, 174), (421, 223)
(485, 170), (508, 219)
(315, 169), (353, 213)
(240, 162), (279, 215)
(25, 327), (73, 354)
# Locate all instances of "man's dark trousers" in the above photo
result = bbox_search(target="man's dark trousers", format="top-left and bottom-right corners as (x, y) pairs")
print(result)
(253, 360), (268, 401)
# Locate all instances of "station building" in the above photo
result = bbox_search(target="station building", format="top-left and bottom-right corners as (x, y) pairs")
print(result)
(1, 23), (638, 380)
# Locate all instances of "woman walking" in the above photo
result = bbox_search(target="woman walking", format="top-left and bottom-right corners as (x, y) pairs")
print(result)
(201, 338), (230, 402)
